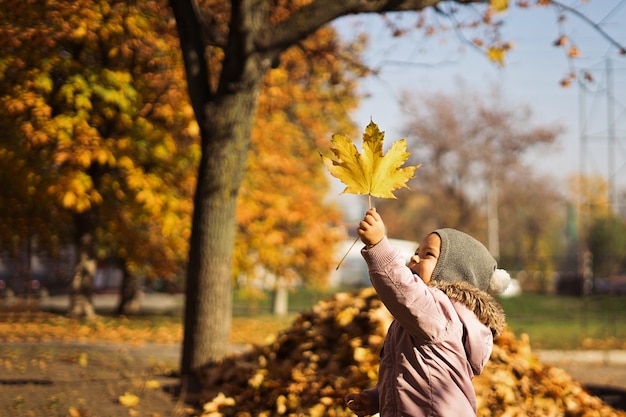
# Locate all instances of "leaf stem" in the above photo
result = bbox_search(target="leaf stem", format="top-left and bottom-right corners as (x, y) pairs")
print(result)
(335, 236), (360, 270)
(336, 194), (373, 270)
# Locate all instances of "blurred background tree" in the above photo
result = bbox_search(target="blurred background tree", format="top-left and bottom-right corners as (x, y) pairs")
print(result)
(0, 0), (361, 317)
(235, 27), (365, 314)
(567, 174), (626, 279)
(377, 85), (565, 291)
(0, 0), (198, 315)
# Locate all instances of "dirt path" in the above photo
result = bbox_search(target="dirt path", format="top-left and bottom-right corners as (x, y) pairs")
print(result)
(0, 342), (190, 417)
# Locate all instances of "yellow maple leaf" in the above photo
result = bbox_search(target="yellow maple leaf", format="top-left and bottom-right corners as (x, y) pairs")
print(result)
(322, 121), (420, 199)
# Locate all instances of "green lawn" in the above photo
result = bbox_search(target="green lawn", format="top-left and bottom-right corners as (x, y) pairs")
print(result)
(234, 289), (626, 350)
(498, 293), (626, 350)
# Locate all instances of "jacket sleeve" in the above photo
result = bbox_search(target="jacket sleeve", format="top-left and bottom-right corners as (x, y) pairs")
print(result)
(361, 237), (455, 342)
(362, 387), (380, 414)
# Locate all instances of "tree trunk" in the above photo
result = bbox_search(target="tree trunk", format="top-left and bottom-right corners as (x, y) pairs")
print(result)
(68, 214), (97, 320)
(272, 281), (289, 316)
(116, 262), (141, 315)
(68, 251), (96, 319)
(181, 78), (264, 369)
(181, 95), (258, 372)
(171, 0), (269, 374)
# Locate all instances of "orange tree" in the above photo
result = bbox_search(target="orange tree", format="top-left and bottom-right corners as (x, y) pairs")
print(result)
(235, 28), (363, 307)
(0, 0), (361, 318)
(0, 0), (198, 312)
(380, 87), (563, 269)
(170, 0), (626, 375)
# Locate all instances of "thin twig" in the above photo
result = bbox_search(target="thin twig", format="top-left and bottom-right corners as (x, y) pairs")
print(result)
(549, 0), (626, 53)
(336, 195), (373, 270)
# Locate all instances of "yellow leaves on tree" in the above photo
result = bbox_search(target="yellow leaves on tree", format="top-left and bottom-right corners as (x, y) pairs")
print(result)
(487, 47), (506, 66)
(489, 0), (508, 13)
(566, 173), (612, 221)
(48, 172), (103, 213)
(234, 25), (363, 289)
(0, 0), (197, 286)
(322, 120), (420, 201)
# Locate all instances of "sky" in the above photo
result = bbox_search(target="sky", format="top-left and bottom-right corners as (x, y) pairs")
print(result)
(330, 0), (626, 215)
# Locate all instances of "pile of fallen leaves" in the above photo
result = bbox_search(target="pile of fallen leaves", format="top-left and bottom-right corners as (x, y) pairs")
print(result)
(196, 287), (626, 417)
(474, 330), (624, 416)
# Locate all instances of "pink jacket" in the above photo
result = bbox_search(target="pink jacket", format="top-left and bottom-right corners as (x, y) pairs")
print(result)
(361, 237), (506, 417)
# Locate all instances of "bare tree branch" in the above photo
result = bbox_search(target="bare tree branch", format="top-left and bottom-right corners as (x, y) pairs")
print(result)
(255, 0), (476, 58)
(169, 0), (212, 121)
(549, 0), (626, 54)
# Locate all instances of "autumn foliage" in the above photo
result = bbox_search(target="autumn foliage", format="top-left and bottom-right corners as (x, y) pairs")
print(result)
(0, 0), (361, 293)
(0, 0), (198, 285)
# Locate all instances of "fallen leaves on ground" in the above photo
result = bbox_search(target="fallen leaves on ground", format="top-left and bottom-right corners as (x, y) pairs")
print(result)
(0, 311), (183, 345)
(0, 309), (290, 347)
(119, 392), (141, 407)
(195, 288), (626, 417)
(2, 295), (625, 416)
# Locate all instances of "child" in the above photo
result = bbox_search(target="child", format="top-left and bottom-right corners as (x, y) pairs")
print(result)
(345, 208), (510, 417)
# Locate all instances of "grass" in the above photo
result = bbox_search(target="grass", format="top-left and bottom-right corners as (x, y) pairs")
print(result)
(498, 293), (626, 350)
(5, 290), (625, 350)
(233, 289), (626, 350)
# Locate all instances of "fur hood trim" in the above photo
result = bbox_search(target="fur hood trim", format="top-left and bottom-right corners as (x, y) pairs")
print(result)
(430, 280), (506, 337)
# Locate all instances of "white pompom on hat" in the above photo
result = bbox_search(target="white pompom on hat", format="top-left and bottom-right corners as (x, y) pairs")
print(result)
(431, 228), (511, 295)
(488, 269), (512, 295)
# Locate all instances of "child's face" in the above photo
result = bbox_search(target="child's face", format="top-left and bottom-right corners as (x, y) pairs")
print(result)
(407, 233), (441, 284)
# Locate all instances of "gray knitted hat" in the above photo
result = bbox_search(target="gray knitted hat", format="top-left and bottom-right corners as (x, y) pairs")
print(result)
(431, 228), (510, 294)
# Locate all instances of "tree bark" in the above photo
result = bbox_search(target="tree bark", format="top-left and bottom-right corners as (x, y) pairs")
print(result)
(68, 214), (97, 319)
(272, 281), (289, 316)
(116, 262), (141, 315)
(180, 90), (263, 371)
(68, 251), (96, 319)
(172, 0), (269, 374)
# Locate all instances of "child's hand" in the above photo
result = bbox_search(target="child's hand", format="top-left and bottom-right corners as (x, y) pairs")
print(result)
(357, 207), (385, 248)
(345, 391), (377, 416)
